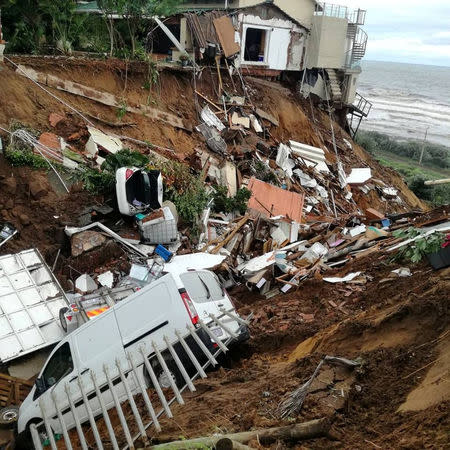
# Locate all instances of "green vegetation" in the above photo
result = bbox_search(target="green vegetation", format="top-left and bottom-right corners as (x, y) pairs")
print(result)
(0, 0), (181, 57)
(5, 148), (49, 169)
(392, 228), (445, 263)
(213, 186), (251, 215)
(356, 131), (450, 206)
(78, 148), (148, 194)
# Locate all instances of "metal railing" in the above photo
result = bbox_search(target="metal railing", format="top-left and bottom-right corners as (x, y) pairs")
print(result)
(345, 26), (368, 68)
(30, 309), (251, 450)
(353, 92), (372, 117)
(315, 3), (366, 25)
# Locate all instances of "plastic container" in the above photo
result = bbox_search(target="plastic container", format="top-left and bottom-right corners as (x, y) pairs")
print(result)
(137, 207), (178, 244)
(155, 245), (173, 262)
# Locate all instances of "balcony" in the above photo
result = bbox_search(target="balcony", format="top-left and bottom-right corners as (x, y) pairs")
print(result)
(315, 2), (366, 25)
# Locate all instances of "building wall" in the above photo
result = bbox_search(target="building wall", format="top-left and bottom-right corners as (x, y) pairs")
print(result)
(182, 0), (316, 29)
(273, 0), (316, 29)
(237, 12), (306, 71)
(306, 15), (347, 69)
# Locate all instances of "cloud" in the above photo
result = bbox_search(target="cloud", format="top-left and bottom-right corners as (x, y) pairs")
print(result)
(336, 0), (450, 65)
(423, 32), (450, 46)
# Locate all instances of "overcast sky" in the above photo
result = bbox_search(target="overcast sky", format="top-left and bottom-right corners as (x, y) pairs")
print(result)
(338, 0), (450, 66)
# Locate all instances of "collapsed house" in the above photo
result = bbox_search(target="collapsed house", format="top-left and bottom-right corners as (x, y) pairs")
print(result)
(148, 1), (372, 135)
(78, 1), (372, 135)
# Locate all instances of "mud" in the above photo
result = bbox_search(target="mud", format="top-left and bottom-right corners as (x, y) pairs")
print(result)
(0, 56), (447, 449)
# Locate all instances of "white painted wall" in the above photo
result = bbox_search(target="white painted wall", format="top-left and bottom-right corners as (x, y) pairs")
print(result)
(306, 15), (347, 69)
(268, 28), (290, 70)
(237, 13), (304, 70)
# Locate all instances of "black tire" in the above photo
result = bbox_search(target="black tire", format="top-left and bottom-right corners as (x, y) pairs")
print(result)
(59, 307), (69, 332)
(144, 356), (185, 390)
(0, 405), (19, 429)
(15, 419), (41, 450)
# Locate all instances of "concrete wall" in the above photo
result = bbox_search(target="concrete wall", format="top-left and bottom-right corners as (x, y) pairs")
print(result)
(273, 0), (316, 29)
(343, 71), (359, 104)
(306, 15), (347, 69)
(182, 0), (316, 29)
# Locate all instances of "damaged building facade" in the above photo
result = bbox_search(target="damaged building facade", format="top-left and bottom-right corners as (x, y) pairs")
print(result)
(175, 1), (372, 133)
(78, 1), (372, 133)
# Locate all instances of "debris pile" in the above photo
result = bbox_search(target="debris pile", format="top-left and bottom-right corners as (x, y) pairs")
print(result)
(0, 54), (447, 450)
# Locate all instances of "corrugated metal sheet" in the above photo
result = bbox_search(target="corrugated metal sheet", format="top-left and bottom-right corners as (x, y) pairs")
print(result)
(184, 11), (226, 49)
(247, 177), (304, 223)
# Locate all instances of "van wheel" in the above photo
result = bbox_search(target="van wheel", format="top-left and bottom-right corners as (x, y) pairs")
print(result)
(0, 405), (19, 429)
(145, 358), (185, 390)
(15, 419), (41, 450)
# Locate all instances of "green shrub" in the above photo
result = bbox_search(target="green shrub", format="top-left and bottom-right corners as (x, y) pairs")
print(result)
(213, 186), (251, 215)
(100, 148), (148, 173)
(5, 149), (49, 169)
(392, 228), (445, 263)
(79, 168), (115, 194)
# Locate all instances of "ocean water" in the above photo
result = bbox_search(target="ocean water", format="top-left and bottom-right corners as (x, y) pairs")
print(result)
(357, 61), (450, 148)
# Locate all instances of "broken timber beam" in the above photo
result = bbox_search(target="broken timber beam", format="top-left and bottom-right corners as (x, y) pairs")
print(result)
(15, 65), (189, 130)
(149, 418), (330, 449)
(216, 439), (254, 450)
(210, 215), (249, 255)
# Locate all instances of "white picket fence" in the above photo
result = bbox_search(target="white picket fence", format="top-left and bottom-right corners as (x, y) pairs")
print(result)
(31, 309), (249, 450)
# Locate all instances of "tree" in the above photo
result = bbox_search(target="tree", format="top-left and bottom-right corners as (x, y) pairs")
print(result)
(40, 0), (85, 54)
(120, 0), (180, 57)
(0, 0), (46, 53)
(98, 0), (124, 56)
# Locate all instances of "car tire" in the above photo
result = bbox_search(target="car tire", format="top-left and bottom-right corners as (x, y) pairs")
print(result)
(144, 356), (185, 390)
(0, 405), (19, 429)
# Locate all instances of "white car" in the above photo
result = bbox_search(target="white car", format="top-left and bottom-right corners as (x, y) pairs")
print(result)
(116, 167), (163, 216)
(17, 271), (249, 442)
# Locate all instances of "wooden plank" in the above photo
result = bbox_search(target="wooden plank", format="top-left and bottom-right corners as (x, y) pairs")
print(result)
(210, 216), (249, 255)
(213, 16), (240, 57)
(0, 373), (34, 386)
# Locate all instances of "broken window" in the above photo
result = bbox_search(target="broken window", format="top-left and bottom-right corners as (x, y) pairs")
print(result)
(244, 27), (267, 63)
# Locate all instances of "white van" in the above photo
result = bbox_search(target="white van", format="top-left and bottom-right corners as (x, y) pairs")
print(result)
(17, 271), (248, 440)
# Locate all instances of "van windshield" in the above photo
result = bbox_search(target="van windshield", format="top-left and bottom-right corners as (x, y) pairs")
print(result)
(180, 272), (223, 303)
(42, 342), (74, 390)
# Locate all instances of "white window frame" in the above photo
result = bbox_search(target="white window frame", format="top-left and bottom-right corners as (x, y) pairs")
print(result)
(241, 24), (271, 66)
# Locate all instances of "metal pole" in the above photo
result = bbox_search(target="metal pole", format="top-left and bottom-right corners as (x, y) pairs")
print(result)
(127, 351), (161, 432)
(208, 314), (239, 339)
(186, 325), (218, 366)
(38, 400), (58, 450)
(139, 345), (173, 418)
(90, 370), (120, 450)
(116, 358), (149, 446)
(175, 330), (207, 378)
(30, 423), (44, 450)
(103, 364), (135, 449)
(419, 127), (429, 165)
(198, 320), (229, 353)
(51, 391), (73, 450)
(163, 336), (196, 392)
(152, 341), (185, 404)
(64, 384), (89, 450)
(77, 377), (104, 449)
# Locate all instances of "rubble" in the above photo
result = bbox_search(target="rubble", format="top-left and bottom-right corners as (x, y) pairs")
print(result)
(0, 45), (447, 450)
(71, 230), (107, 257)
(75, 273), (98, 293)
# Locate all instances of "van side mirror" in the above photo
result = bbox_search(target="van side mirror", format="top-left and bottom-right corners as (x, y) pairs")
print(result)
(35, 377), (46, 395)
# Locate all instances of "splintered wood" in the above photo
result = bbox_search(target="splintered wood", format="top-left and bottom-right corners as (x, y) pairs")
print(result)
(0, 373), (34, 407)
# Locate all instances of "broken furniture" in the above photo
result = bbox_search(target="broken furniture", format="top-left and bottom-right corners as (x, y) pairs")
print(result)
(0, 373), (33, 407)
